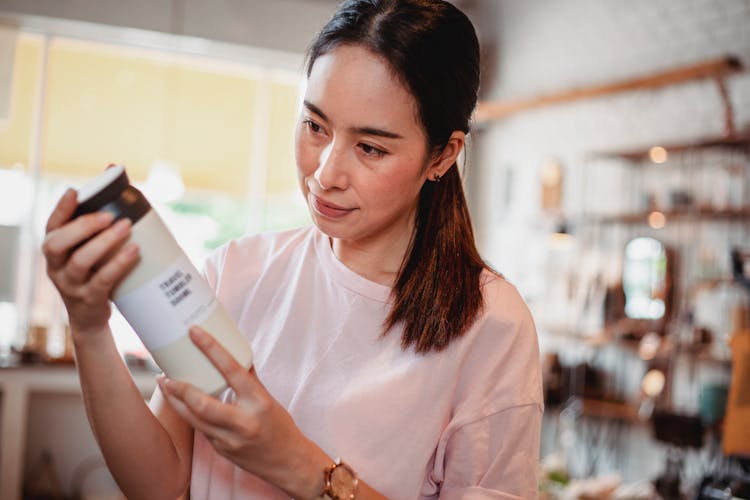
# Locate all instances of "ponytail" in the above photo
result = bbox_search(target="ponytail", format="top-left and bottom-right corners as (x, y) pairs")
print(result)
(385, 163), (487, 353)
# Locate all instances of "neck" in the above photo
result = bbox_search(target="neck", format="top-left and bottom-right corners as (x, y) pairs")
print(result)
(330, 213), (416, 287)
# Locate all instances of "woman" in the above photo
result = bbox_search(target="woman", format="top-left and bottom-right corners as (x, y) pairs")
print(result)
(42, 0), (542, 498)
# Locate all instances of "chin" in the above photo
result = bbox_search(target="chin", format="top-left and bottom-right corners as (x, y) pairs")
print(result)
(310, 216), (347, 239)
(308, 213), (360, 242)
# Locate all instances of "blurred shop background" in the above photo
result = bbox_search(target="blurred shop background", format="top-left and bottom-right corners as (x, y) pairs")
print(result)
(0, 0), (748, 499)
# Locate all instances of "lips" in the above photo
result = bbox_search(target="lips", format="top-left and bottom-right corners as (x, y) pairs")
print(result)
(310, 193), (355, 219)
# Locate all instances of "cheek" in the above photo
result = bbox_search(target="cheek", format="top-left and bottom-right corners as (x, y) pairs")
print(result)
(294, 133), (312, 193)
(365, 162), (424, 206)
(294, 132), (315, 176)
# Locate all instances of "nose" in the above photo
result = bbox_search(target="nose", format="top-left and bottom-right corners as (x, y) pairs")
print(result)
(313, 140), (348, 190)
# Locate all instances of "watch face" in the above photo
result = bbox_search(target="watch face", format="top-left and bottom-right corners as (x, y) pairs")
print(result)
(330, 463), (357, 498)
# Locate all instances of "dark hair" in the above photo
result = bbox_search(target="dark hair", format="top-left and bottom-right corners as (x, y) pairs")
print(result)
(307, 0), (488, 353)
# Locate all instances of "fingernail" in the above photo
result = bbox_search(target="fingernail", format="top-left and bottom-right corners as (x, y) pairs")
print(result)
(98, 212), (114, 225)
(123, 242), (139, 256)
(157, 374), (170, 391)
(190, 327), (208, 346)
(113, 218), (131, 235)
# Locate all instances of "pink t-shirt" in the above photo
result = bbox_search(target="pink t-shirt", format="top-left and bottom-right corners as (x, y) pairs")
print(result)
(190, 226), (543, 499)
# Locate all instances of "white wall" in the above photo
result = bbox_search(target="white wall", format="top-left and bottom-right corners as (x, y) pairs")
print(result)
(472, 0), (750, 309)
(0, 0), (339, 54)
(470, 0), (750, 486)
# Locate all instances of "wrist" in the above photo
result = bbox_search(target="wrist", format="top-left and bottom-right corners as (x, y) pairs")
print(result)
(284, 446), (360, 500)
(70, 323), (113, 349)
(270, 438), (329, 499)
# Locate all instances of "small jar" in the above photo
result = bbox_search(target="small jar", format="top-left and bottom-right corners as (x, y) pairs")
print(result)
(73, 165), (253, 394)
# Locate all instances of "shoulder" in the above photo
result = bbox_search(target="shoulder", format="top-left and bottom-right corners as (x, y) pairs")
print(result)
(204, 226), (319, 288)
(478, 271), (535, 336)
(201, 226), (321, 320)
(450, 271), (542, 415)
(205, 226), (316, 277)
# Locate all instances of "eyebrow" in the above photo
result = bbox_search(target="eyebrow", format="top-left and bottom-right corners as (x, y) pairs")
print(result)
(303, 100), (404, 140)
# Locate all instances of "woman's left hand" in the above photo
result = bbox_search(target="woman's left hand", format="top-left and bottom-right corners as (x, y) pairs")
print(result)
(157, 326), (328, 498)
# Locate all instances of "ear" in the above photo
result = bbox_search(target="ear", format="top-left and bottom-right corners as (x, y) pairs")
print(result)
(426, 131), (465, 181)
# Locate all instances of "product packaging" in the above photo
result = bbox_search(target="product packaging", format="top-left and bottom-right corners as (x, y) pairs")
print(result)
(73, 165), (253, 395)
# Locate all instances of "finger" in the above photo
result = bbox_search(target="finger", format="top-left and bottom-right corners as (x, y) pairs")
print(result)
(158, 376), (242, 432)
(159, 380), (261, 457)
(87, 242), (140, 298)
(161, 393), (241, 457)
(45, 189), (77, 234)
(43, 212), (114, 270)
(189, 326), (257, 397)
(159, 384), (224, 438)
(65, 218), (132, 283)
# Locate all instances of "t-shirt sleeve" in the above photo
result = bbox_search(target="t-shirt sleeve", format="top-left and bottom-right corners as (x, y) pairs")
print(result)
(431, 277), (543, 499)
(439, 403), (542, 499)
(200, 242), (231, 293)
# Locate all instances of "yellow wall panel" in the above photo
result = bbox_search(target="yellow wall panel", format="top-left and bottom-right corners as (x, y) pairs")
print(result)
(41, 39), (257, 195)
(42, 39), (166, 182)
(266, 81), (299, 195)
(165, 65), (256, 194)
(0, 34), (43, 169)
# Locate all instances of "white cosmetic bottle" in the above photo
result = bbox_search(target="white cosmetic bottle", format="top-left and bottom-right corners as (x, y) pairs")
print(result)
(73, 165), (253, 395)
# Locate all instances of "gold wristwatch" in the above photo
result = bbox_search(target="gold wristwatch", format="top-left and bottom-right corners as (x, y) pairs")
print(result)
(320, 458), (359, 500)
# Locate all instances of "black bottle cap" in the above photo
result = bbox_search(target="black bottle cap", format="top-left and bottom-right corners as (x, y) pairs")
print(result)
(73, 165), (151, 223)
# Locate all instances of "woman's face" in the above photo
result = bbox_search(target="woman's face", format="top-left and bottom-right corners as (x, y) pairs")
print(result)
(295, 44), (433, 246)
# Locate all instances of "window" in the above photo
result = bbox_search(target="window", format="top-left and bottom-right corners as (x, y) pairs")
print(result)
(0, 25), (309, 360)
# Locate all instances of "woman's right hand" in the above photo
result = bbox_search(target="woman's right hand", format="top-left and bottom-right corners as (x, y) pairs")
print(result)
(43, 189), (140, 336)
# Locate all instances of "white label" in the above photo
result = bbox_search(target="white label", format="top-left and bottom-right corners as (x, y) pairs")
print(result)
(115, 254), (217, 351)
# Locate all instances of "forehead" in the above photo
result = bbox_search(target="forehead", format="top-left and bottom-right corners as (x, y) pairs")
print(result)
(305, 45), (422, 133)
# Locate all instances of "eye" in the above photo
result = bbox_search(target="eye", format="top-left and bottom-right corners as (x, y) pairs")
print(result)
(358, 143), (387, 158)
(303, 119), (324, 135)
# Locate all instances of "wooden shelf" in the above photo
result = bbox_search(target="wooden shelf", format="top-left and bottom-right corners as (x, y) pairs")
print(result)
(590, 131), (750, 162)
(475, 55), (743, 122)
(580, 398), (641, 423)
(584, 206), (750, 225)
